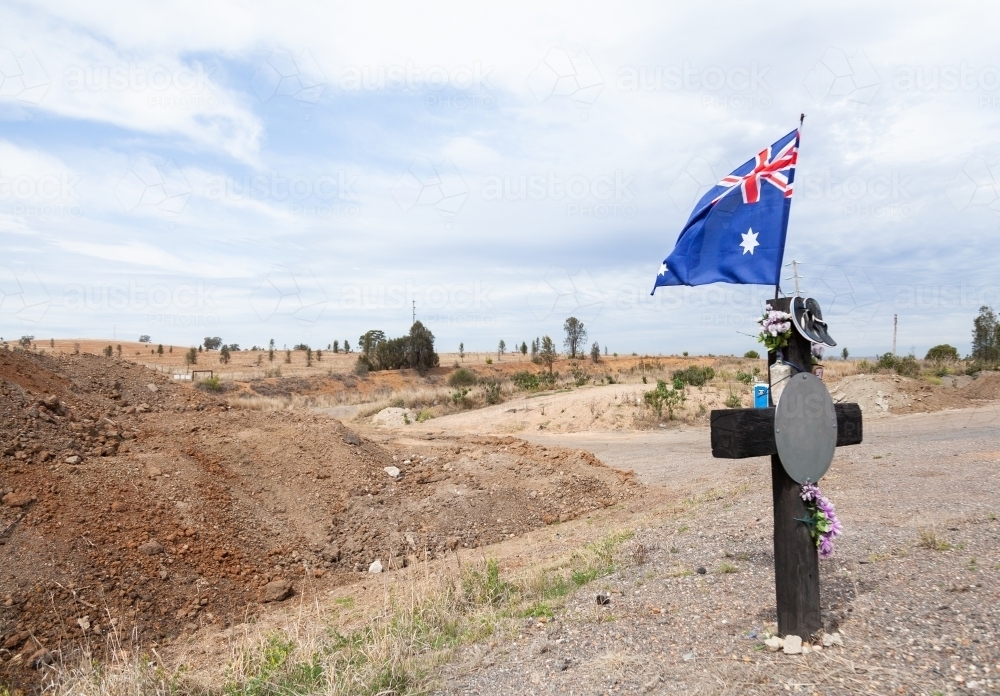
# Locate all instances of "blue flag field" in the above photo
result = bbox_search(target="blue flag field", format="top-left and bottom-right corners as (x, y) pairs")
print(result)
(652, 128), (800, 291)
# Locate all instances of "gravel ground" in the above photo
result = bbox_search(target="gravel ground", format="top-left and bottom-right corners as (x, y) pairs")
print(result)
(440, 405), (1000, 695)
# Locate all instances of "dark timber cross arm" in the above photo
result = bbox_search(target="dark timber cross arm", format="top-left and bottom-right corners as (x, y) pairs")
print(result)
(710, 403), (863, 459)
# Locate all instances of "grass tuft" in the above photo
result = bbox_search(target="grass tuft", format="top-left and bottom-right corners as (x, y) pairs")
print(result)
(917, 529), (953, 551)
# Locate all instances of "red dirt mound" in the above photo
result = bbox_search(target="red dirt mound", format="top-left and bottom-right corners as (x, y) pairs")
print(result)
(0, 348), (638, 692)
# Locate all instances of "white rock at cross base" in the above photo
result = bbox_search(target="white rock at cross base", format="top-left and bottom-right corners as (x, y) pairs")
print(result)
(782, 635), (803, 654)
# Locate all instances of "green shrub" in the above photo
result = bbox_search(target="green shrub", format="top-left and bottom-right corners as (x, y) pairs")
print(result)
(451, 387), (470, 407)
(511, 371), (540, 391)
(672, 377), (684, 390)
(925, 344), (959, 363)
(743, 350), (760, 359)
(877, 352), (919, 377)
(725, 391), (742, 408)
(449, 367), (478, 387)
(480, 377), (502, 404)
(199, 376), (223, 392)
(644, 379), (685, 419)
(416, 408), (435, 422)
(672, 365), (715, 386)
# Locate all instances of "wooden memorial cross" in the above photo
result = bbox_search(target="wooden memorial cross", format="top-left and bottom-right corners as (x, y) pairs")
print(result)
(709, 297), (863, 638)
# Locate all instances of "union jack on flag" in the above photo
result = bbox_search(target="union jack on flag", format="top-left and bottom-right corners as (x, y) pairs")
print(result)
(653, 128), (800, 290)
(712, 137), (798, 205)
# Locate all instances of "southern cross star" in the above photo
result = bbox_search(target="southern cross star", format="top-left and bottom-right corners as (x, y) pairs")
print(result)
(658, 262), (667, 276)
(740, 228), (759, 255)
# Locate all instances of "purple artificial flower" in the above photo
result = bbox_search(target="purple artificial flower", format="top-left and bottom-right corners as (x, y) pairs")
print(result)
(799, 481), (843, 558)
(800, 482), (820, 502)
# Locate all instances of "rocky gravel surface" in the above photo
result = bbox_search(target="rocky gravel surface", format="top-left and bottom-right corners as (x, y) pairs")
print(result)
(442, 409), (1000, 695)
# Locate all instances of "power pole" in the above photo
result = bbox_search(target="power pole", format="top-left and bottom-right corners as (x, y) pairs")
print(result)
(783, 260), (803, 297)
(412, 301), (416, 327)
(892, 314), (898, 356)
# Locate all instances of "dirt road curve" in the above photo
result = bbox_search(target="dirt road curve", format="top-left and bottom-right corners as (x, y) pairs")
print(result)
(523, 403), (1000, 486)
(443, 404), (1000, 695)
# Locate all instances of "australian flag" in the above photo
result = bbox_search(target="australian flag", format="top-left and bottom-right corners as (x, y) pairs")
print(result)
(652, 128), (799, 291)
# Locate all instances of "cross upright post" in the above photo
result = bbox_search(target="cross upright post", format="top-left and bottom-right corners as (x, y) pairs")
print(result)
(709, 296), (863, 638)
(767, 296), (820, 636)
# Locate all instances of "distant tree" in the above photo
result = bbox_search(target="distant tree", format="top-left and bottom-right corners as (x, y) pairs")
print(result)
(103, 344), (113, 357)
(138, 335), (151, 343)
(563, 317), (587, 359)
(333, 340), (340, 353)
(539, 335), (558, 374)
(344, 339), (351, 353)
(316, 349), (322, 362)
(369, 336), (407, 370)
(841, 347), (849, 361)
(520, 341), (527, 356)
(157, 344), (164, 355)
(498, 339), (506, 361)
(408, 321), (439, 374)
(268, 338), (275, 363)
(198, 345), (203, 352)
(18, 335), (34, 348)
(743, 349), (760, 359)
(226, 343), (240, 351)
(925, 344), (959, 363)
(590, 341), (601, 363)
(530, 337), (540, 364)
(285, 349), (292, 364)
(306, 347), (313, 366)
(49, 338), (54, 348)
(117, 345), (122, 357)
(459, 342), (465, 361)
(605, 346), (608, 356)
(220, 345), (231, 364)
(185, 347), (197, 365)
(169, 346), (173, 353)
(971, 306), (999, 363)
(359, 330), (386, 356)
(203, 336), (223, 350)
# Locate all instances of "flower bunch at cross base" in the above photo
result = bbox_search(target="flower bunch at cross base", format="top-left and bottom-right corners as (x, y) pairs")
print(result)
(800, 482), (842, 558)
(756, 304), (793, 352)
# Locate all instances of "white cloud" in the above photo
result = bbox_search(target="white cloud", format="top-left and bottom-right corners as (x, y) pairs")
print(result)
(1, 1), (998, 354)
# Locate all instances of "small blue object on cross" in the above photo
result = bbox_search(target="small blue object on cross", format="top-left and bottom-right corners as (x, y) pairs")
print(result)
(753, 383), (770, 409)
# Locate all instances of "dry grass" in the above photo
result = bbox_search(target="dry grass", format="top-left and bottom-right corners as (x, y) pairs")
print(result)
(40, 531), (637, 696)
(917, 528), (954, 551)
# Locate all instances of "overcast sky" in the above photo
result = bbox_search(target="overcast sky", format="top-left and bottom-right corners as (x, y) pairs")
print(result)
(1, 1), (998, 357)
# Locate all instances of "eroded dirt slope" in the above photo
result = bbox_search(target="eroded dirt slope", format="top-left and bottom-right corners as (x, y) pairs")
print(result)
(0, 349), (638, 692)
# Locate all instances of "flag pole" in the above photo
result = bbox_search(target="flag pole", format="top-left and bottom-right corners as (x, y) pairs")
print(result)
(775, 113), (805, 301)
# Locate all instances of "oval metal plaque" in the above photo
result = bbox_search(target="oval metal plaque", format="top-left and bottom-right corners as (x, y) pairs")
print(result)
(774, 372), (837, 483)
